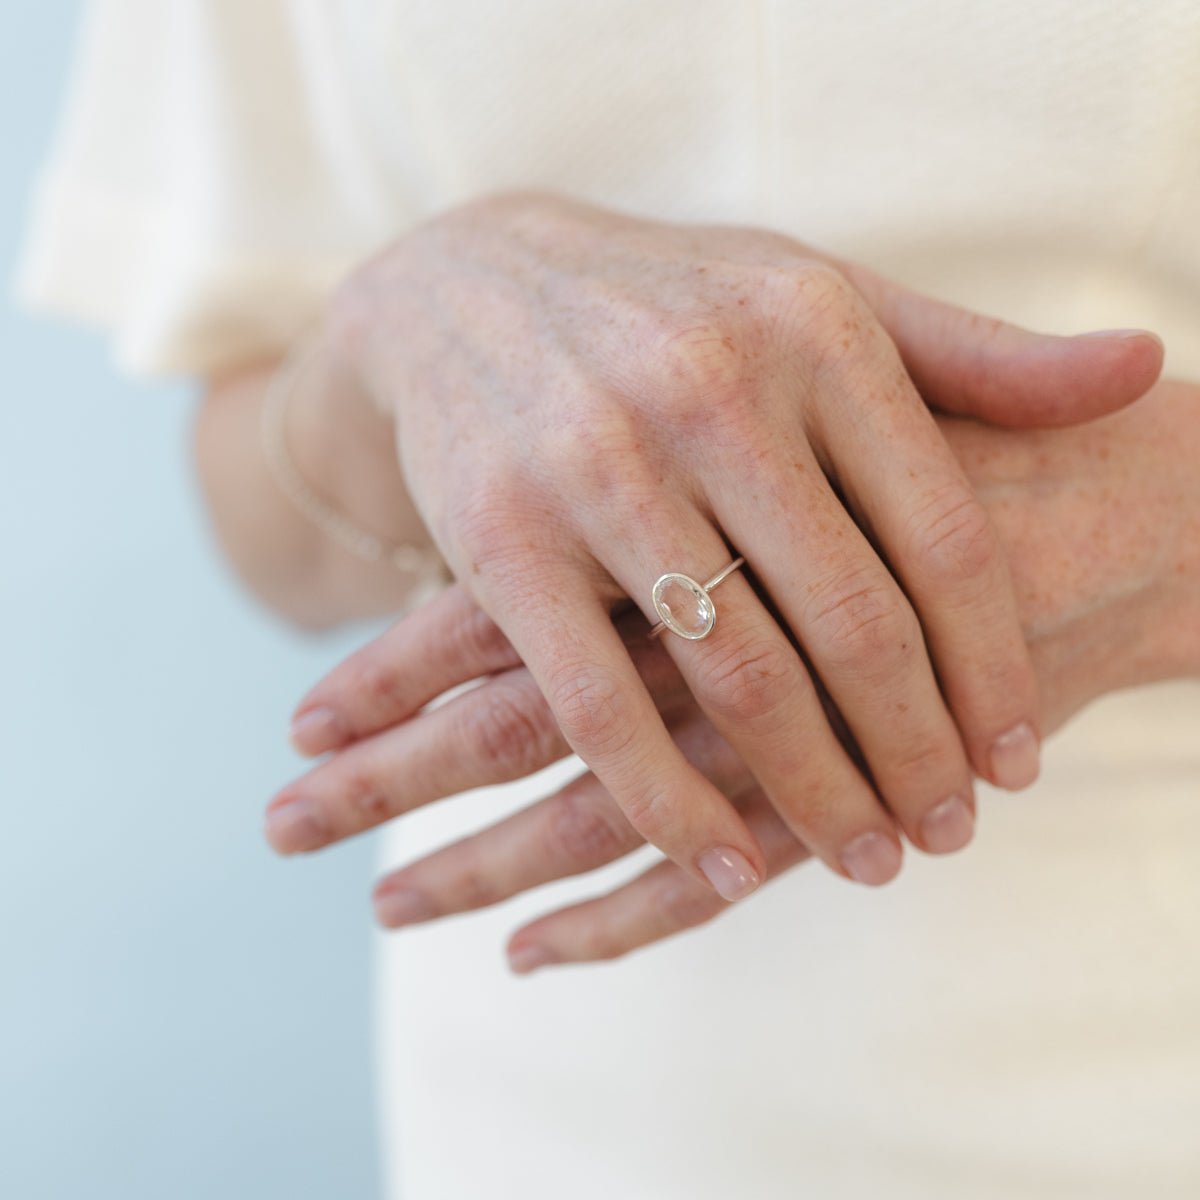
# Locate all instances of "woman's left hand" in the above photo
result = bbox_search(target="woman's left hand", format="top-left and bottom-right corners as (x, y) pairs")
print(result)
(266, 381), (1200, 971)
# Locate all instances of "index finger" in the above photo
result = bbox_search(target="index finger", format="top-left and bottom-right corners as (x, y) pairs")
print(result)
(288, 584), (686, 756)
(289, 584), (523, 755)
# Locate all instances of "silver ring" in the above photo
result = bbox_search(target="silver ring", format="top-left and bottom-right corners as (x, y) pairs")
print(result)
(647, 556), (746, 641)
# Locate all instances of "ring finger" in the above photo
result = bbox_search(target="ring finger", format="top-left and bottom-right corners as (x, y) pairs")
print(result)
(708, 437), (978, 857)
(590, 501), (905, 886)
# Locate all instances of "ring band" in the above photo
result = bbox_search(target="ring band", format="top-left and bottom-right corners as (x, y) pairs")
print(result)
(647, 555), (746, 641)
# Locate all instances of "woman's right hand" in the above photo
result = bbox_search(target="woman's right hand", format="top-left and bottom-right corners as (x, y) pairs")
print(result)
(321, 191), (1161, 897)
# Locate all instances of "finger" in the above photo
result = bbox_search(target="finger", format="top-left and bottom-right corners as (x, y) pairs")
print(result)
(267, 667), (567, 853)
(590, 500), (906, 886)
(811, 326), (1042, 792)
(504, 788), (811, 973)
(492, 573), (769, 901)
(707, 429), (978, 857)
(371, 714), (750, 927)
(288, 584), (523, 756)
(289, 585), (664, 757)
(266, 638), (691, 854)
(427, 564), (771, 903)
(836, 257), (1164, 427)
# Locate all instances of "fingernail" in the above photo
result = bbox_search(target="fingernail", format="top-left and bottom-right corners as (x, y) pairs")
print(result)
(263, 795), (328, 854)
(508, 944), (558, 974)
(1076, 328), (1156, 340)
(919, 794), (975, 854)
(840, 831), (903, 886)
(373, 885), (438, 928)
(697, 846), (761, 901)
(990, 722), (1041, 790)
(288, 706), (345, 756)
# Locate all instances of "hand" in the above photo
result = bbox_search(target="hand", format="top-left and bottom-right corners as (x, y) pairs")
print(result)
(267, 380), (1200, 969)
(319, 190), (1161, 895)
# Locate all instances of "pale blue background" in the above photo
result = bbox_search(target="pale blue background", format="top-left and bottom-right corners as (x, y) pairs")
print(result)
(2, 7), (383, 1197)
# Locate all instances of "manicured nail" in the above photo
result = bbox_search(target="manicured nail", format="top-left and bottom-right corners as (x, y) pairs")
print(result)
(919, 794), (974, 855)
(373, 885), (438, 928)
(288, 706), (345, 756)
(840, 831), (903, 886)
(697, 846), (761, 901)
(990, 722), (1040, 790)
(263, 795), (328, 854)
(1076, 328), (1158, 341)
(508, 944), (558, 974)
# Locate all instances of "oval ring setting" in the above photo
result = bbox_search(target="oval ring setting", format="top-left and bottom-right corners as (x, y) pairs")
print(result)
(652, 573), (716, 639)
(647, 555), (746, 641)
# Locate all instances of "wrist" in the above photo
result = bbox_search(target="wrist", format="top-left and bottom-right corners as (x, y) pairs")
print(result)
(287, 327), (434, 558)
(250, 324), (446, 627)
(1126, 379), (1200, 681)
(1149, 491), (1200, 680)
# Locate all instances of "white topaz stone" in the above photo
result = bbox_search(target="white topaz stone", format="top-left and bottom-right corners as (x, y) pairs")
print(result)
(652, 573), (716, 639)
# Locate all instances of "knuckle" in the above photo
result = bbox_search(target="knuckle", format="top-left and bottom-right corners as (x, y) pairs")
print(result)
(451, 598), (513, 666)
(544, 785), (631, 865)
(541, 407), (659, 510)
(987, 653), (1038, 705)
(356, 660), (407, 717)
(805, 567), (916, 671)
(535, 406), (615, 480)
(760, 260), (885, 382)
(888, 733), (959, 790)
(908, 486), (999, 583)
(784, 259), (854, 311)
(764, 260), (855, 336)
(655, 877), (725, 929)
(956, 654), (1039, 735)
(449, 843), (505, 911)
(463, 683), (557, 777)
(781, 781), (836, 835)
(446, 474), (528, 563)
(693, 636), (798, 727)
(643, 316), (759, 424)
(341, 768), (394, 825)
(573, 923), (631, 964)
(547, 664), (635, 757)
(617, 783), (676, 845)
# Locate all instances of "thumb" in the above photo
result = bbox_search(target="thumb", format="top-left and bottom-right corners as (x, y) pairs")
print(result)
(838, 259), (1164, 427)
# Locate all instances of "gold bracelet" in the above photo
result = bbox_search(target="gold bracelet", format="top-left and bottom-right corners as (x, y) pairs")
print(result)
(259, 336), (448, 577)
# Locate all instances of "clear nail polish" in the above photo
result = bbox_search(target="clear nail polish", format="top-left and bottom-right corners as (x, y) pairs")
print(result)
(990, 722), (1041, 790)
(263, 795), (328, 854)
(1076, 328), (1153, 340)
(373, 885), (438, 927)
(840, 831), (902, 886)
(697, 846), (761, 901)
(919, 794), (974, 854)
(508, 944), (557, 974)
(288, 706), (344, 756)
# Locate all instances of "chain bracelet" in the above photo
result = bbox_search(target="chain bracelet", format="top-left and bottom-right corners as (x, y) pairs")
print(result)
(259, 336), (445, 574)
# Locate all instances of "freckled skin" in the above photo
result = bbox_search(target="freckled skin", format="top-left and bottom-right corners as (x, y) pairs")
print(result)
(276, 379), (1198, 960)
(300, 189), (1173, 887)
(938, 379), (1200, 727)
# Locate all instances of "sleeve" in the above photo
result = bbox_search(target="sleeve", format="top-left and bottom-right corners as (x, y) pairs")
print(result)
(14, 0), (406, 378)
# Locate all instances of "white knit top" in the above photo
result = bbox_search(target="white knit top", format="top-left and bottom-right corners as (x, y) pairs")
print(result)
(18, 4), (1200, 1197)
(18, 0), (1200, 380)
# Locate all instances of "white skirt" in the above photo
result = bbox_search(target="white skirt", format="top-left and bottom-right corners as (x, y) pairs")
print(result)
(374, 681), (1200, 1199)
